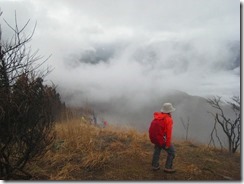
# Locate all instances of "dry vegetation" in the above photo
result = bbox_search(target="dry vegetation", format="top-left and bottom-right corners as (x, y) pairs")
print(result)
(25, 118), (241, 181)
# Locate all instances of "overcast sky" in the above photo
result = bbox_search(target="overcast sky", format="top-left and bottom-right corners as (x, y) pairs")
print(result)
(0, 0), (240, 107)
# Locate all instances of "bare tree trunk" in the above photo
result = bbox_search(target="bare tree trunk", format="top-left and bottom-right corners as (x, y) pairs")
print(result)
(180, 116), (190, 141)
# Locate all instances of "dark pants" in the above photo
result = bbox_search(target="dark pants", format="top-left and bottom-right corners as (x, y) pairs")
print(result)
(152, 144), (175, 169)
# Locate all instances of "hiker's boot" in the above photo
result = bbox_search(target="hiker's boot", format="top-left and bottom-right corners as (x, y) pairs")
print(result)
(163, 168), (176, 173)
(152, 166), (160, 171)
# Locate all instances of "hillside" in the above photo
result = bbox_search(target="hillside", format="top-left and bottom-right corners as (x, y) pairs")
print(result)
(26, 118), (241, 181)
(86, 90), (232, 145)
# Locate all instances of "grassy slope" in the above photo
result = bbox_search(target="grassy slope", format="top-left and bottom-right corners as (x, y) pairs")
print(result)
(26, 118), (241, 181)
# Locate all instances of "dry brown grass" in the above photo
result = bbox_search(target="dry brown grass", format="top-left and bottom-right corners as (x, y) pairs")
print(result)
(26, 118), (241, 181)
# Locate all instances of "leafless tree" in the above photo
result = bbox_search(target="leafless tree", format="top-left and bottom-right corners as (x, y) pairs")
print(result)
(208, 116), (224, 150)
(206, 96), (240, 154)
(180, 116), (190, 141)
(0, 12), (51, 89)
(0, 12), (62, 179)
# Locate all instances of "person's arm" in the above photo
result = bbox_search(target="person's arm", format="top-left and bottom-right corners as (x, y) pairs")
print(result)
(165, 117), (173, 148)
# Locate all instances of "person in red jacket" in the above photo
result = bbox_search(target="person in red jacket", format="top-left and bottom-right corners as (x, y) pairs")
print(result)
(149, 103), (176, 173)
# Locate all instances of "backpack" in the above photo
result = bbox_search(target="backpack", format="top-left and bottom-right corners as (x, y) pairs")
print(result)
(149, 118), (165, 146)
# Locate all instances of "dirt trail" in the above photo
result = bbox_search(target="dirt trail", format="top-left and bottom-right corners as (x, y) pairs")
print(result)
(73, 142), (240, 181)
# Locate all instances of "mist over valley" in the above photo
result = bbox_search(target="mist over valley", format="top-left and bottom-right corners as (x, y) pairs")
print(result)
(1, 0), (240, 146)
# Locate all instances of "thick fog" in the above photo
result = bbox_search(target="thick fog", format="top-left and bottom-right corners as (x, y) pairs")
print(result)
(0, 0), (240, 144)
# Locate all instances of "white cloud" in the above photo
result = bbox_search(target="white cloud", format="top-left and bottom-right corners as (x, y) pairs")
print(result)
(0, 0), (240, 105)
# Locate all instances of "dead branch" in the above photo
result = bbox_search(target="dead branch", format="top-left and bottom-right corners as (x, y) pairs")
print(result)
(206, 96), (240, 154)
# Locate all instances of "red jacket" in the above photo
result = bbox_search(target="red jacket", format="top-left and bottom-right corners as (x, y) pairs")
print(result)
(149, 112), (173, 147)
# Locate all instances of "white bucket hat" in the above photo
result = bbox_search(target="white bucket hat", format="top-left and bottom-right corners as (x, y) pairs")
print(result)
(160, 103), (176, 113)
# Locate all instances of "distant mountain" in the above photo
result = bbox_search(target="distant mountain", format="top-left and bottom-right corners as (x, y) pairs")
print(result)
(92, 90), (233, 146)
(227, 40), (240, 70)
(65, 40), (240, 73)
